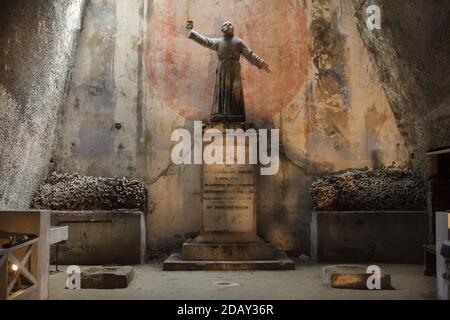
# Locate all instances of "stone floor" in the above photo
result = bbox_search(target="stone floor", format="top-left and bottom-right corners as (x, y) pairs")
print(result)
(49, 262), (437, 300)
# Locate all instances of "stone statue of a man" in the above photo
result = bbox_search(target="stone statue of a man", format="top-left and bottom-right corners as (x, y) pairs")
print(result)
(187, 21), (270, 123)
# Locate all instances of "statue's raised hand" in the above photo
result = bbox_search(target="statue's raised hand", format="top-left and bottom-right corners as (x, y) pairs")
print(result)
(185, 20), (194, 37)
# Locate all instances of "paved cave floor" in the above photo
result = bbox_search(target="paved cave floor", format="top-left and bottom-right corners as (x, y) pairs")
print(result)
(49, 263), (436, 300)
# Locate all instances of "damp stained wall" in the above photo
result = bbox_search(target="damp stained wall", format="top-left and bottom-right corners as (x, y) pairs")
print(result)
(54, 0), (409, 254)
(352, 0), (450, 174)
(0, 0), (86, 209)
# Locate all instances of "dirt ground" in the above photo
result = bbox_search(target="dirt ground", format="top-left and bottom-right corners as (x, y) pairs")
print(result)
(48, 262), (437, 300)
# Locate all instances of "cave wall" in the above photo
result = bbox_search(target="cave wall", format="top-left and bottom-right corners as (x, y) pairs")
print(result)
(352, 0), (450, 173)
(0, 0), (444, 256)
(54, 0), (408, 255)
(0, 0), (86, 209)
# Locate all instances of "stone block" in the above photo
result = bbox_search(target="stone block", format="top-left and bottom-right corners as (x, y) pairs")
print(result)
(330, 273), (392, 290)
(81, 266), (134, 289)
(323, 265), (393, 290)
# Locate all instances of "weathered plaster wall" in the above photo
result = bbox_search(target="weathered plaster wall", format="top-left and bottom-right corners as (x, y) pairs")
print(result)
(0, 0), (86, 209)
(54, 0), (408, 255)
(352, 0), (450, 173)
(259, 0), (409, 254)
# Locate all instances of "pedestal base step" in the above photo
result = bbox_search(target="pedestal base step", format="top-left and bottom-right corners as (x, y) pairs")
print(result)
(183, 241), (275, 261)
(163, 251), (295, 271)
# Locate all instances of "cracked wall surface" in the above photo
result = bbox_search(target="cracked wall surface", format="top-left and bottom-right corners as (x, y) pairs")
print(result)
(54, 0), (408, 254)
(0, 0), (86, 209)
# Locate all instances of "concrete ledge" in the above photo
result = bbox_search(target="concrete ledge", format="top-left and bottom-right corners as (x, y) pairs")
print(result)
(311, 211), (428, 263)
(163, 251), (295, 271)
(51, 210), (146, 265)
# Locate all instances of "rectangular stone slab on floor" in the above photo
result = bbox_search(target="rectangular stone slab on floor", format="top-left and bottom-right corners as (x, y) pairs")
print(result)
(81, 266), (134, 289)
(323, 265), (393, 290)
(330, 273), (393, 290)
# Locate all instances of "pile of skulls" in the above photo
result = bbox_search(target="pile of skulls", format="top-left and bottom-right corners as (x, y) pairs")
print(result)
(31, 172), (147, 211)
(310, 166), (426, 211)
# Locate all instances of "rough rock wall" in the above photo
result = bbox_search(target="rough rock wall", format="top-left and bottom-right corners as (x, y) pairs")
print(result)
(352, 0), (450, 173)
(0, 0), (86, 209)
(54, 0), (408, 255)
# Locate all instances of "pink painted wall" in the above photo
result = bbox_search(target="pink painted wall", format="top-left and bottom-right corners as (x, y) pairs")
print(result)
(146, 0), (309, 121)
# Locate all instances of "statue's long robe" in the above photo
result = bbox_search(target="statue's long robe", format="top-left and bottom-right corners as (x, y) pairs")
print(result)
(188, 30), (265, 122)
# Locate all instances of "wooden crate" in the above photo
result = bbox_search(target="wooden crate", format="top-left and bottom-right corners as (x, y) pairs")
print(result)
(0, 236), (39, 300)
(0, 211), (50, 300)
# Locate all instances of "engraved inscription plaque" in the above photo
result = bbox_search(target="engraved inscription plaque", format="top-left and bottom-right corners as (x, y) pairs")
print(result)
(201, 124), (257, 234)
(203, 164), (255, 233)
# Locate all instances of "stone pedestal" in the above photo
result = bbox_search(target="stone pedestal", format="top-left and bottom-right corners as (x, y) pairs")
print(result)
(164, 123), (294, 271)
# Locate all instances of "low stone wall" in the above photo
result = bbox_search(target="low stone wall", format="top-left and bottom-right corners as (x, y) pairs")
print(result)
(51, 210), (145, 265)
(311, 211), (428, 263)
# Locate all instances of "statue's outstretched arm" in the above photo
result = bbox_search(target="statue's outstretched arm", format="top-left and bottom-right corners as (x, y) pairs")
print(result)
(187, 29), (220, 52)
(241, 42), (271, 72)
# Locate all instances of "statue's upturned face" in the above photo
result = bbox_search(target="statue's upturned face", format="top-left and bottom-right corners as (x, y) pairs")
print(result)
(222, 22), (234, 37)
